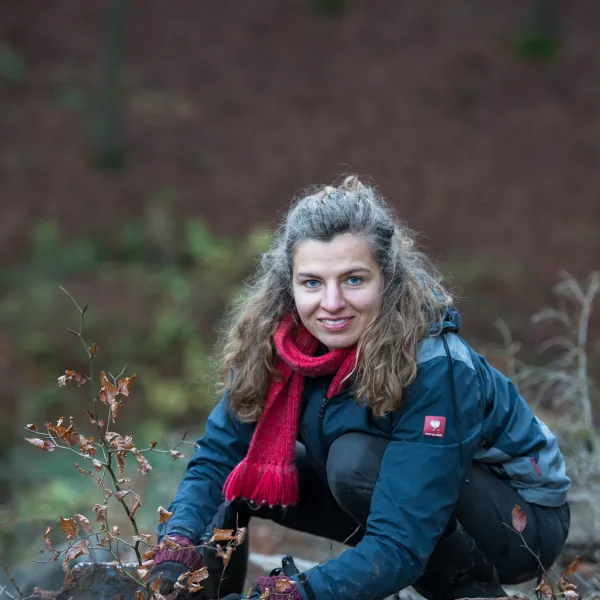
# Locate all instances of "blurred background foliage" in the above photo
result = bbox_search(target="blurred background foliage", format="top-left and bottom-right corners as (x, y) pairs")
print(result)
(0, 0), (598, 594)
(0, 215), (270, 589)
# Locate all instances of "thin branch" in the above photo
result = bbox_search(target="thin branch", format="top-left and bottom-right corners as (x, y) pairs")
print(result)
(101, 547), (149, 592)
(0, 562), (22, 599)
(0, 585), (18, 600)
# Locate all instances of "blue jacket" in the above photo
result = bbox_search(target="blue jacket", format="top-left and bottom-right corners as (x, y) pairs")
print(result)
(164, 309), (570, 600)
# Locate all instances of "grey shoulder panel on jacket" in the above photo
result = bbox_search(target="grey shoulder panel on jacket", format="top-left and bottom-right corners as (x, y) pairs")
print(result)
(417, 334), (475, 372)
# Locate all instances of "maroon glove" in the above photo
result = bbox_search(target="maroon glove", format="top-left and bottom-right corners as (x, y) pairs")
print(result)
(253, 575), (303, 600)
(152, 534), (204, 571)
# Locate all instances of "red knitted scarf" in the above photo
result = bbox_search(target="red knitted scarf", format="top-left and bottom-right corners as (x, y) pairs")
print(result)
(222, 314), (357, 507)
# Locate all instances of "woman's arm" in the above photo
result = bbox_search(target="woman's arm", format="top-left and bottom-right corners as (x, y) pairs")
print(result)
(159, 393), (255, 544)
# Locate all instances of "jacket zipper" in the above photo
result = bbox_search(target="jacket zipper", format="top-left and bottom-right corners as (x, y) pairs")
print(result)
(318, 396), (330, 448)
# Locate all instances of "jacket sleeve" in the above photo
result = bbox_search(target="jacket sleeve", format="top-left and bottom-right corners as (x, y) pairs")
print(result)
(294, 348), (484, 600)
(159, 393), (255, 543)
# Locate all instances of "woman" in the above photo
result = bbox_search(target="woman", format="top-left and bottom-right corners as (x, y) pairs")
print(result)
(150, 177), (570, 600)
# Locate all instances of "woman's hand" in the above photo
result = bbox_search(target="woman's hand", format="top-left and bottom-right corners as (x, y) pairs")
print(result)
(220, 574), (302, 600)
(148, 561), (191, 595)
(221, 555), (303, 600)
(149, 534), (205, 597)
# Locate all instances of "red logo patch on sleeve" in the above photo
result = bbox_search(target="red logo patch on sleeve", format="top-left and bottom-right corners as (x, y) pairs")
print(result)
(423, 416), (446, 438)
(530, 457), (542, 476)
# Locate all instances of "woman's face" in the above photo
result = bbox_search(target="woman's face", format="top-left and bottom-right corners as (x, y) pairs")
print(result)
(292, 233), (384, 350)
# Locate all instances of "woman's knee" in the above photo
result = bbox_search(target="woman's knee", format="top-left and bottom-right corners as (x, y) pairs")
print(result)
(326, 433), (389, 522)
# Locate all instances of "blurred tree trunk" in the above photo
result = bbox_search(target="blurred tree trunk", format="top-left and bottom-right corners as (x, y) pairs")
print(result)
(94, 0), (127, 169)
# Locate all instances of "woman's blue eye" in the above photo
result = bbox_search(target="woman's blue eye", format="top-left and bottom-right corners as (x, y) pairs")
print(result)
(347, 276), (362, 285)
(305, 280), (320, 288)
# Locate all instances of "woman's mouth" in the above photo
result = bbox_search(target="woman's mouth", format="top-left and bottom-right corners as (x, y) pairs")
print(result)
(318, 317), (353, 331)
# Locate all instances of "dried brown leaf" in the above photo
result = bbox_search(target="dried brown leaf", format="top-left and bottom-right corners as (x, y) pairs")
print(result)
(25, 437), (56, 452)
(131, 494), (142, 518)
(98, 534), (112, 548)
(65, 370), (88, 387)
(562, 556), (580, 576)
(115, 490), (130, 501)
(99, 372), (119, 406)
(274, 578), (296, 593)
(511, 505), (527, 533)
(117, 374), (136, 396)
(216, 544), (234, 567)
(142, 548), (158, 561)
(174, 570), (191, 591)
(186, 567), (209, 593)
(103, 487), (112, 503)
(89, 343), (97, 357)
(111, 525), (120, 537)
(133, 533), (152, 545)
(169, 450), (184, 460)
(62, 558), (73, 583)
(536, 575), (555, 598)
(135, 451), (152, 474)
(157, 506), (173, 524)
(93, 504), (108, 523)
(74, 514), (92, 533)
(135, 590), (145, 600)
(136, 566), (150, 582)
(210, 529), (235, 543)
(141, 559), (156, 569)
(78, 435), (96, 457)
(557, 577), (577, 594)
(116, 451), (126, 476)
(43, 527), (55, 552)
(235, 527), (247, 547)
(160, 537), (181, 551)
(59, 517), (79, 540)
(91, 459), (103, 472)
(62, 539), (90, 582)
(150, 575), (163, 593)
(48, 420), (79, 446)
(110, 401), (121, 423)
(149, 441), (158, 449)
(105, 432), (134, 451)
(26, 424), (37, 432)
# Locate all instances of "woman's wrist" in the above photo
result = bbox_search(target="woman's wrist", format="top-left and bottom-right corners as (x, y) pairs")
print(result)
(153, 534), (204, 571)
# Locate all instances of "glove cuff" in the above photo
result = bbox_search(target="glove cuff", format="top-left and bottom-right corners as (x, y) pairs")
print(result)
(255, 576), (302, 600)
(154, 534), (204, 571)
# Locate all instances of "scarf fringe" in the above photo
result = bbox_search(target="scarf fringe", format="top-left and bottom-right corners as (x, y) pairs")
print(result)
(223, 458), (298, 507)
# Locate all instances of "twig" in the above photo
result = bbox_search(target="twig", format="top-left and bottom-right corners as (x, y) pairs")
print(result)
(0, 585), (18, 600)
(0, 562), (22, 599)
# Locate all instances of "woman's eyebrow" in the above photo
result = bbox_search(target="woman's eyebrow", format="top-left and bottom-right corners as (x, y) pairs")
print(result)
(295, 267), (373, 278)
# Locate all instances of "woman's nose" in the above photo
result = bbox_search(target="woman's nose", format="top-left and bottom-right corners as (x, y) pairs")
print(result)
(321, 285), (346, 312)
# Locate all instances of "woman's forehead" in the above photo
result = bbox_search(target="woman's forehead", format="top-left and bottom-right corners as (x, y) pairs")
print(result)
(292, 234), (377, 274)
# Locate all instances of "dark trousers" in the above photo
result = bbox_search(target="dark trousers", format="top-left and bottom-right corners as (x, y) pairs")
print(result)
(244, 433), (570, 587)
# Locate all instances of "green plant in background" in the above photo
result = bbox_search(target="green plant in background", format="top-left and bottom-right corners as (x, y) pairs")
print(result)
(0, 45), (27, 85)
(309, 0), (348, 16)
(516, 0), (561, 61)
(55, 86), (88, 112)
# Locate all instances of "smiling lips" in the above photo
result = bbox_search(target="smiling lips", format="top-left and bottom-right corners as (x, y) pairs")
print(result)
(318, 317), (354, 330)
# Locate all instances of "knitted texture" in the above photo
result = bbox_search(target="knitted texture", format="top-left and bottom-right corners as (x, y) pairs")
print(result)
(223, 314), (357, 507)
(254, 575), (303, 600)
(153, 534), (204, 571)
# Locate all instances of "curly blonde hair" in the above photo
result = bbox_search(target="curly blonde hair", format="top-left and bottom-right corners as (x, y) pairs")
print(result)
(219, 176), (452, 421)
